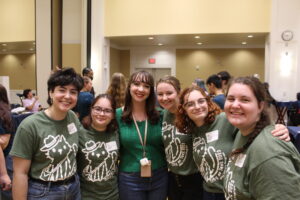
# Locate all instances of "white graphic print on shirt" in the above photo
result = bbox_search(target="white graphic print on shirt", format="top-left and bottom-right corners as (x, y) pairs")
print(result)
(40, 135), (78, 181)
(193, 136), (227, 183)
(224, 159), (237, 200)
(162, 121), (188, 167)
(82, 140), (118, 182)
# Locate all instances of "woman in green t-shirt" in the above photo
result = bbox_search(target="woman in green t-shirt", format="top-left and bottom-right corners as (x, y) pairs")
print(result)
(175, 85), (289, 200)
(10, 68), (84, 200)
(156, 76), (203, 200)
(223, 76), (300, 199)
(77, 94), (119, 200)
(116, 71), (168, 200)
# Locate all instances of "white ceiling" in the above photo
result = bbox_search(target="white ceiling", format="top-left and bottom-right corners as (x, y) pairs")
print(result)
(108, 33), (268, 49)
(0, 33), (268, 54)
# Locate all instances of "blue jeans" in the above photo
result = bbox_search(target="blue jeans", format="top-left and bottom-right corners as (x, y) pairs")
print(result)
(118, 167), (168, 200)
(168, 171), (203, 200)
(27, 174), (81, 200)
(203, 190), (225, 200)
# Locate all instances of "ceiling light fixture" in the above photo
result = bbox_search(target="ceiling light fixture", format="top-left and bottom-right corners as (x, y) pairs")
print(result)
(148, 37), (154, 40)
(2, 44), (7, 46)
(194, 36), (200, 39)
(247, 35), (253, 38)
(29, 48), (34, 51)
(197, 42), (203, 45)
(242, 42), (247, 45)
(158, 43), (163, 46)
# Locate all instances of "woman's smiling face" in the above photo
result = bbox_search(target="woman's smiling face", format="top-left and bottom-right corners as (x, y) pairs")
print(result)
(225, 83), (264, 136)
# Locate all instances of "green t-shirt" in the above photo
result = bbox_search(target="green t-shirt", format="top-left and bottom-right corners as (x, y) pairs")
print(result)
(116, 108), (167, 172)
(10, 111), (82, 181)
(77, 127), (119, 200)
(192, 113), (238, 193)
(224, 125), (300, 200)
(162, 110), (198, 175)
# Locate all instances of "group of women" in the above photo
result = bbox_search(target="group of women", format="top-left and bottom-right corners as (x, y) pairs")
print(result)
(2, 68), (299, 200)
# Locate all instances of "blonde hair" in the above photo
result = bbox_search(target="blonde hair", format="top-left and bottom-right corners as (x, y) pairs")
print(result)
(106, 72), (126, 108)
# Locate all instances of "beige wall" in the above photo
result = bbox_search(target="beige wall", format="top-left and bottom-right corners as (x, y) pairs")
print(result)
(0, 54), (36, 89)
(176, 48), (265, 88)
(62, 44), (81, 73)
(110, 47), (130, 79)
(0, 0), (35, 42)
(105, 0), (271, 36)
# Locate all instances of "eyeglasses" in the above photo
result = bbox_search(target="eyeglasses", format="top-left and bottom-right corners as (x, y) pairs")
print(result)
(92, 106), (113, 114)
(184, 98), (207, 108)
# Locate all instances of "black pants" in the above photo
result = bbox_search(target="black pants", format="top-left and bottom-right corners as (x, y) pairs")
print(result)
(168, 171), (203, 200)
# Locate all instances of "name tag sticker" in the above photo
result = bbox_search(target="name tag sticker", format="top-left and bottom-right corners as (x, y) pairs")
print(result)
(106, 141), (118, 152)
(67, 123), (77, 134)
(235, 154), (247, 168)
(206, 130), (219, 143)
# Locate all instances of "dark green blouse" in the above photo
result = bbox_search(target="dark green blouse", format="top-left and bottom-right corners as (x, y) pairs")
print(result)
(116, 108), (167, 172)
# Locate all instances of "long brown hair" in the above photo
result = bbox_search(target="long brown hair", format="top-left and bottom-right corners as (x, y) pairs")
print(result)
(121, 71), (160, 124)
(227, 76), (270, 157)
(175, 85), (221, 133)
(106, 72), (126, 108)
(82, 94), (118, 132)
(0, 84), (13, 132)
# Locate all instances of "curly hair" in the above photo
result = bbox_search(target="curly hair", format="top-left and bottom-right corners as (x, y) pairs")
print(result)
(121, 71), (160, 124)
(47, 67), (84, 106)
(0, 84), (13, 132)
(227, 76), (271, 158)
(106, 73), (126, 108)
(81, 94), (118, 133)
(175, 85), (221, 134)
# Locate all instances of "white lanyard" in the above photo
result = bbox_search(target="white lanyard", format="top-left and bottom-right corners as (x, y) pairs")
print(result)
(132, 115), (148, 158)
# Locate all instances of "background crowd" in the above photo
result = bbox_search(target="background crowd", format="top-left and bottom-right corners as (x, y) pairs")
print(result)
(0, 67), (299, 200)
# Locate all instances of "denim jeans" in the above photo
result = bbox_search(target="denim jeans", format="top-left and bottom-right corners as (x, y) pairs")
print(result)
(118, 167), (168, 200)
(27, 174), (81, 200)
(203, 190), (225, 200)
(168, 171), (203, 200)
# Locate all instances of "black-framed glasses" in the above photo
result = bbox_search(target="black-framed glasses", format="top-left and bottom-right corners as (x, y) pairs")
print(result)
(92, 106), (113, 114)
(184, 98), (207, 108)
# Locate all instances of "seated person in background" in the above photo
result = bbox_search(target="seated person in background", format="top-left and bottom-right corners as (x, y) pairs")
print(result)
(22, 89), (42, 112)
(73, 76), (94, 121)
(206, 74), (225, 110)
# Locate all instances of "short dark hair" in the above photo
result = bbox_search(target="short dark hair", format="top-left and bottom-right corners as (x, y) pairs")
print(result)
(217, 71), (231, 83)
(47, 68), (84, 105)
(82, 67), (93, 76)
(206, 74), (222, 89)
(23, 89), (32, 98)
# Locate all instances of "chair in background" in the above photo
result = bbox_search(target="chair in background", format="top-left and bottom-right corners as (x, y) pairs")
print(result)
(16, 93), (24, 107)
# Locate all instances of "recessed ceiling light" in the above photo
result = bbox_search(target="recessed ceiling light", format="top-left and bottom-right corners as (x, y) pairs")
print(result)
(247, 35), (253, 38)
(148, 37), (154, 40)
(194, 36), (200, 39)
(158, 43), (163, 46)
(29, 48), (34, 51)
(33, 42), (36, 45)
(2, 44), (7, 46)
(197, 42), (203, 45)
(242, 42), (247, 45)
